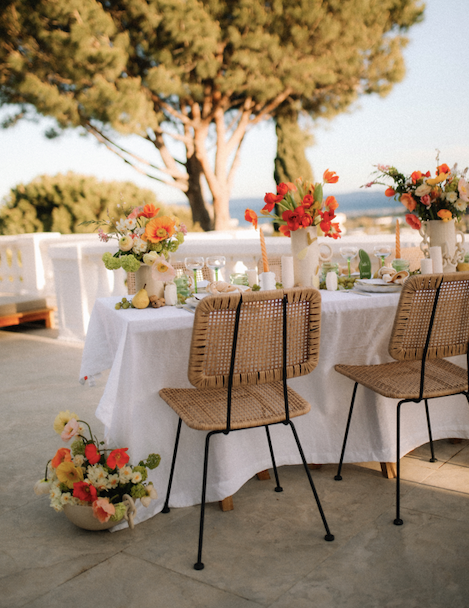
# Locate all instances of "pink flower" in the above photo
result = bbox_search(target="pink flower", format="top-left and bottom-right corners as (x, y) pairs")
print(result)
(92, 498), (116, 523)
(61, 418), (79, 442)
(127, 206), (143, 220)
(98, 229), (109, 242)
(420, 194), (431, 206)
(179, 223), (188, 236)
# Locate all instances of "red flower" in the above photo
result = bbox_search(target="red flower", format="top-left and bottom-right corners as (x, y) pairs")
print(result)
(323, 169), (339, 184)
(405, 214), (421, 230)
(277, 182), (296, 196)
(385, 187), (396, 197)
(85, 443), (101, 465)
(411, 171), (422, 183)
(107, 448), (130, 470)
(263, 192), (283, 211)
(279, 224), (291, 237)
(244, 209), (258, 229)
(73, 481), (98, 503)
(301, 194), (314, 209)
(282, 207), (309, 232)
(325, 196), (339, 211)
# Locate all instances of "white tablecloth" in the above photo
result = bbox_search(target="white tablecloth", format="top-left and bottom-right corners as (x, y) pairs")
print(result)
(79, 291), (469, 526)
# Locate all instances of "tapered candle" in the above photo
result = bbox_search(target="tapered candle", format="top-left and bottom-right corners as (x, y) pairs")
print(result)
(395, 219), (401, 260)
(259, 227), (269, 273)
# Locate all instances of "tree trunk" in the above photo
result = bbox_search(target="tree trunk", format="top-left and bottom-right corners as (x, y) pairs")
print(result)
(212, 189), (232, 231)
(185, 154), (213, 231)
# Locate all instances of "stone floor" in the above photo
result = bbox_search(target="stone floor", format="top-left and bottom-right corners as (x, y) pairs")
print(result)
(2, 323), (469, 608)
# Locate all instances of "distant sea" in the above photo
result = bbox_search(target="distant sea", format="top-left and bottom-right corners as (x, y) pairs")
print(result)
(226, 191), (402, 228)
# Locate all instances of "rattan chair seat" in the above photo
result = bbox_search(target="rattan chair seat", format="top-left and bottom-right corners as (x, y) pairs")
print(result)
(160, 382), (311, 431)
(335, 358), (468, 400)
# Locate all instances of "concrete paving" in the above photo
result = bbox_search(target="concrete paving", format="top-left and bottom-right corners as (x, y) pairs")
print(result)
(2, 324), (469, 608)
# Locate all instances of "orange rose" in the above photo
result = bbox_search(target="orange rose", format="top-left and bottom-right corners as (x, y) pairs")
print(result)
(437, 163), (451, 175)
(411, 171), (422, 183)
(437, 209), (452, 222)
(400, 193), (417, 212)
(143, 216), (175, 243)
(323, 169), (339, 184)
(244, 209), (258, 229)
(51, 447), (72, 469)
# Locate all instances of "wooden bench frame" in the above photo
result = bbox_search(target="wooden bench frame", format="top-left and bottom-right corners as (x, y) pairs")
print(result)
(0, 307), (57, 329)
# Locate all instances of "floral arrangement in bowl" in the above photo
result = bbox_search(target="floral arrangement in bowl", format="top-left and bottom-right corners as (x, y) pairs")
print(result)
(244, 170), (342, 239)
(81, 202), (186, 274)
(365, 153), (469, 230)
(34, 411), (161, 526)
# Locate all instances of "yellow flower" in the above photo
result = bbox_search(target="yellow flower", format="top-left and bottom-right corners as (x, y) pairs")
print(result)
(53, 410), (78, 435)
(437, 209), (452, 222)
(56, 461), (84, 489)
(427, 173), (448, 186)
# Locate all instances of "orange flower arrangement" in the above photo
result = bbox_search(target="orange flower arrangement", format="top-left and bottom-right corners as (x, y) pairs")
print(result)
(245, 170), (341, 239)
(144, 216), (176, 243)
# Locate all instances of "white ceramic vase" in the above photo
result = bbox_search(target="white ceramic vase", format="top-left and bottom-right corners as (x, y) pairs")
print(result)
(290, 226), (332, 287)
(134, 264), (165, 298)
(63, 504), (123, 531)
(419, 219), (465, 273)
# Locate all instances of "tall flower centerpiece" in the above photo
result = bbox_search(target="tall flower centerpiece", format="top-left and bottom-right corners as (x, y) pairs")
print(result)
(366, 154), (468, 271)
(245, 171), (341, 286)
(82, 202), (186, 295)
(34, 411), (161, 530)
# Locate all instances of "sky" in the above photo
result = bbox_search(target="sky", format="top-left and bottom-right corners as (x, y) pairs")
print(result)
(1, 0), (469, 206)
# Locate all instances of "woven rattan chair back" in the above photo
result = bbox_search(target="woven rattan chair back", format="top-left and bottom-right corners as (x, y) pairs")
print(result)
(188, 288), (321, 389)
(172, 260), (213, 282)
(388, 272), (469, 362)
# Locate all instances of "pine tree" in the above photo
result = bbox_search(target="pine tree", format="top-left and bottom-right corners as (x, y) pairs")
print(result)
(0, 0), (424, 230)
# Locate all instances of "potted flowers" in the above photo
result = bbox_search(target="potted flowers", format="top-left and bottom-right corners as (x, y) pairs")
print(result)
(366, 153), (468, 271)
(244, 171), (341, 286)
(35, 411), (161, 530)
(82, 202), (186, 296)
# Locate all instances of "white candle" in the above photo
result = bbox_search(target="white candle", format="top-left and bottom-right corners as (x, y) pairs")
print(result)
(164, 282), (178, 305)
(420, 258), (433, 274)
(246, 268), (258, 287)
(259, 271), (276, 291)
(281, 255), (294, 288)
(326, 271), (338, 291)
(429, 246), (443, 273)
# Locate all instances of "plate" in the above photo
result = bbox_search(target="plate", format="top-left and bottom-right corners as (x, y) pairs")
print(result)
(354, 279), (402, 293)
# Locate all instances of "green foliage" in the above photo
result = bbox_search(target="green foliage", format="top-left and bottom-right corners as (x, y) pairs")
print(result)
(0, 0), (425, 229)
(0, 172), (195, 235)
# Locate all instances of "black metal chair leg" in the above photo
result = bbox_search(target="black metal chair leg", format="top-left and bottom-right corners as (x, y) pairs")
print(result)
(194, 431), (215, 571)
(394, 401), (403, 526)
(162, 418), (183, 514)
(335, 382), (358, 481)
(424, 399), (437, 462)
(265, 425), (283, 492)
(289, 420), (334, 542)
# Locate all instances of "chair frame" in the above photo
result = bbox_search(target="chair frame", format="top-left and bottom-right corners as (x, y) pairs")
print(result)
(334, 273), (469, 525)
(161, 289), (334, 570)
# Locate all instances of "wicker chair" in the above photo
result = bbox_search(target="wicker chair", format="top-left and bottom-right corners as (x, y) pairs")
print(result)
(334, 272), (469, 525)
(171, 260), (213, 282)
(160, 287), (334, 570)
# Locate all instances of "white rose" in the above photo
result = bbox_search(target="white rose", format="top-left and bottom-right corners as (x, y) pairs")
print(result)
(415, 183), (431, 197)
(445, 191), (458, 203)
(143, 251), (158, 266)
(132, 238), (147, 255)
(119, 236), (134, 252)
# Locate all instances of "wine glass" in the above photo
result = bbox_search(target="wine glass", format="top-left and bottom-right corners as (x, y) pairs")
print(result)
(340, 246), (358, 278)
(184, 256), (205, 294)
(206, 255), (226, 281)
(373, 245), (392, 269)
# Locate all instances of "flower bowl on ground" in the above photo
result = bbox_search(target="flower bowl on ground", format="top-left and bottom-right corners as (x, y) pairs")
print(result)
(35, 410), (160, 528)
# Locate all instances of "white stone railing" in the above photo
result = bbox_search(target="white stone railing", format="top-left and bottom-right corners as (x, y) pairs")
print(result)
(0, 228), (456, 343)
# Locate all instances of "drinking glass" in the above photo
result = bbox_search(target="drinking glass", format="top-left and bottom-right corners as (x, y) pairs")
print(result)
(340, 246), (358, 278)
(206, 255), (226, 281)
(373, 245), (392, 268)
(184, 256), (205, 294)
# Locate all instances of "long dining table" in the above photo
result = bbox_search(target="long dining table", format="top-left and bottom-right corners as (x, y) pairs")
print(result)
(79, 289), (469, 527)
